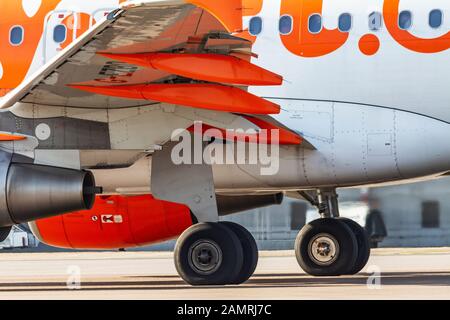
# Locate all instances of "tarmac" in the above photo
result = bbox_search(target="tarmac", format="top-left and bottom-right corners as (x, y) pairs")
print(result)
(0, 248), (449, 299)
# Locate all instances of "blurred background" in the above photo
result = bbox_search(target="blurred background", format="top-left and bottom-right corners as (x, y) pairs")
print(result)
(3, 177), (450, 252)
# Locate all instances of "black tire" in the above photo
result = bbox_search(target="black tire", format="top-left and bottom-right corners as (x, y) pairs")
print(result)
(338, 218), (371, 275)
(174, 223), (244, 286)
(295, 218), (358, 276)
(220, 221), (258, 284)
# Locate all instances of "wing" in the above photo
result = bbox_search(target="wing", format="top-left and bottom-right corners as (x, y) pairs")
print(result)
(1, 0), (307, 146)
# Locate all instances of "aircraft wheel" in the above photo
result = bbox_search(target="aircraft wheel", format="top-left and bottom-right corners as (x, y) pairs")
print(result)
(174, 222), (243, 286)
(220, 221), (258, 284)
(295, 218), (358, 276)
(338, 218), (371, 275)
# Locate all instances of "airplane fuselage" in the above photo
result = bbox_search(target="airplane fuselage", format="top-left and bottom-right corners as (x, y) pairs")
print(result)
(1, 0), (449, 192)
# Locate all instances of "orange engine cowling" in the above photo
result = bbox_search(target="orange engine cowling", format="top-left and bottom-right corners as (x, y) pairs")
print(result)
(30, 195), (193, 249)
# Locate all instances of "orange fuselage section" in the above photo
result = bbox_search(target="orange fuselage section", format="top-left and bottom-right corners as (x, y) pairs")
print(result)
(0, 1), (60, 93)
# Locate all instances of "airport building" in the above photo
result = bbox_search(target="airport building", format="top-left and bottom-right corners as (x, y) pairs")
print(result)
(228, 176), (450, 249)
(2, 177), (450, 251)
(369, 177), (450, 247)
(148, 177), (450, 250)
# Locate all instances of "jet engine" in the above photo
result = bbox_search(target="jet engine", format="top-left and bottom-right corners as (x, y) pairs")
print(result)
(30, 195), (194, 249)
(30, 193), (284, 250)
(0, 151), (98, 227)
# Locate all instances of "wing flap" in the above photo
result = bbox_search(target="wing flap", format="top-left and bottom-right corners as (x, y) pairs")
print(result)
(1, 0), (282, 112)
(0, 0), (311, 148)
(68, 83), (280, 114)
(98, 53), (282, 86)
(1, 1), (217, 109)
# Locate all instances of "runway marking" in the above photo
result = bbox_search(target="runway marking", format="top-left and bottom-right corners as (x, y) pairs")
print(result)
(0, 248), (449, 299)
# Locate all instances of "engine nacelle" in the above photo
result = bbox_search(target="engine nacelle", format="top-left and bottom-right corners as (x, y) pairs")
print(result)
(0, 151), (97, 227)
(217, 193), (283, 216)
(29, 193), (283, 250)
(30, 195), (194, 249)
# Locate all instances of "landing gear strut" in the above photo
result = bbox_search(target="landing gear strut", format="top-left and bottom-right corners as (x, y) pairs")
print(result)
(296, 189), (371, 276)
(299, 188), (340, 218)
(174, 222), (258, 285)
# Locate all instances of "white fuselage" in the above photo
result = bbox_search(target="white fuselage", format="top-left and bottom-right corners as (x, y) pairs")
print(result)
(5, 0), (450, 193)
(238, 0), (450, 191)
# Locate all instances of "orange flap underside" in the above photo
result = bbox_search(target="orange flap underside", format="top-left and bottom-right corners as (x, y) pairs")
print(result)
(99, 53), (282, 86)
(188, 117), (302, 145)
(69, 83), (280, 115)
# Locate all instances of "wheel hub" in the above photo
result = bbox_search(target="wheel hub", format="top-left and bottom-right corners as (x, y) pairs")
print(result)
(188, 240), (223, 275)
(308, 233), (340, 266)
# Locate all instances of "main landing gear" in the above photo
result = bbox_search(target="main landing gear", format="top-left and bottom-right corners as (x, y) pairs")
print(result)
(174, 221), (258, 285)
(296, 189), (371, 276)
(174, 188), (370, 285)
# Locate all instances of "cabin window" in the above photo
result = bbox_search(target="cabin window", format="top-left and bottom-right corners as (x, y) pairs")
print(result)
(368, 12), (383, 31)
(308, 14), (322, 34)
(399, 10), (412, 30)
(429, 9), (443, 29)
(279, 15), (293, 35)
(10, 26), (24, 46)
(338, 13), (352, 32)
(249, 16), (263, 36)
(53, 24), (67, 43)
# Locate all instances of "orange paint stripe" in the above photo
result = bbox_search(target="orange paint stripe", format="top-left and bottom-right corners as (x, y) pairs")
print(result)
(383, 0), (450, 53)
(0, 133), (27, 141)
(0, 89), (12, 97)
(99, 53), (283, 86)
(280, 0), (349, 58)
(0, 0), (60, 88)
(69, 83), (280, 115)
